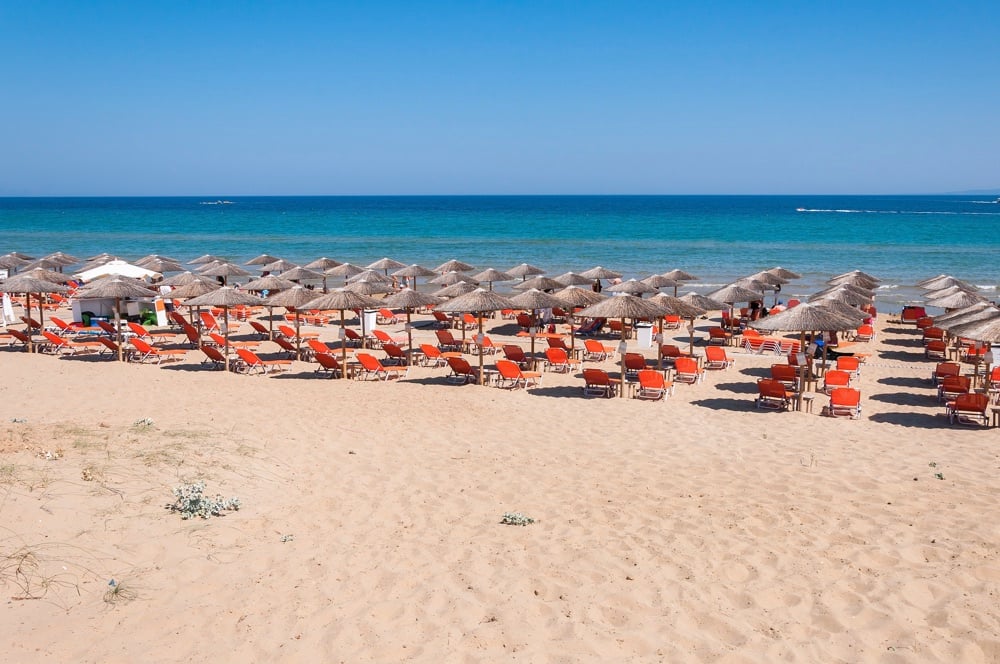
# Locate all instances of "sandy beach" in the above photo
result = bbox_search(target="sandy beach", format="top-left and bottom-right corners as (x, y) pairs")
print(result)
(2, 309), (999, 663)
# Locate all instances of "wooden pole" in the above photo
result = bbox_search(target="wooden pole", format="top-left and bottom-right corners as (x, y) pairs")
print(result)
(340, 310), (348, 379)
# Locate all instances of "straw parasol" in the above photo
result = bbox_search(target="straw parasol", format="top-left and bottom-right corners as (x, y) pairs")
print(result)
(199, 261), (252, 285)
(472, 268), (514, 291)
(169, 278), (220, 299)
(649, 293), (707, 366)
(75, 277), (158, 361)
(641, 275), (683, 295)
(325, 263), (366, 286)
(305, 257), (342, 270)
(811, 299), (869, 323)
(306, 289), (383, 379)
(734, 277), (778, 292)
(745, 271), (787, 286)
(925, 290), (986, 310)
(0, 253), (30, 272)
(242, 274), (297, 293)
(382, 288), (441, 359)
(576, 294), (667, 397)
(433, 282), (479, 298)
(554, 271), (593, 287)
(679, 293), (726, 353)
(932, 302), (997, 326)
(554, 286), (607, 353)
(513, 276), (564, 291)
(767, 266), (801, 280)
(607, 279), (656, 296)
(811, 283), (876, 299)
(436, 288), (516, 384)
(245, 254), (281, 266)
(831, 269), (879, 283)
(923, 284), (979, 301)
(936, 307), (999, 332)
(345, 280), (394, 295)
(0, 276), (70, 353)
(507, 263), (546, 281)
(430, 271), (478, 286)
(188, 254), (225, 265)
(661, 269), (699, 281)
(347, 269), (393, 285)
(20, 267), (74, 284)
(259, 258), (297, 274)
(920, 275), (977, 292)
(391, 264), (436, 291)
(708, 283), (765, 304)
(184, 287), (263, 371)
(580, 266), (623, 280)
(509, 289), (566, 369)
(434, 259), (475, 274)
(809, 285), (873, 307)
(279, 266), (326, 283)
(161, 271), (206, 287)
(367, 257), (407, 275)
(828, 273), (879, 290)
(137, 257), (184, 273)
(264, 286), (319, 359)
(948, 314), (1000, 388)
(23, 256), (71, 272)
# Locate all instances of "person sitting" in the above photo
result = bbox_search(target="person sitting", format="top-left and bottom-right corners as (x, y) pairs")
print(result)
(576, 317), (606, 336)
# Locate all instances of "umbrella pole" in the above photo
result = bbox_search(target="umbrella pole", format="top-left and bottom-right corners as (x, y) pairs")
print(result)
(115, 297), (123, 362)
(530, 312), (537, 371)
(224, 306), (231, 372)
(688, 317), (695, 356)
(406, 309), (413, 365)
(295, 311), (302, 360)
(340, 310), (348, 379)
(619, 316), (626, 398)
(25, 293), (33, 354)
(38, 295), (44, 337)
(477, 314), (485, 385)
(268, 306), (274, 339)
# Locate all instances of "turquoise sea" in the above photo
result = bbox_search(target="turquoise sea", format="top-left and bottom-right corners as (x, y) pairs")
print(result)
(2, 195), (998, 310)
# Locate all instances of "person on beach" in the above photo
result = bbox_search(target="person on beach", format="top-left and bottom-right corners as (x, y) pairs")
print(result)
(592, 279), (602, 293)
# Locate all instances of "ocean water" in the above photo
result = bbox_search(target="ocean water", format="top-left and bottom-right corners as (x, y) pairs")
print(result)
(1, 195), (998, 311)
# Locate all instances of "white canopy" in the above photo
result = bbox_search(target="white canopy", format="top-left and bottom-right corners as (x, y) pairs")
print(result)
(76, 259), (161, 282)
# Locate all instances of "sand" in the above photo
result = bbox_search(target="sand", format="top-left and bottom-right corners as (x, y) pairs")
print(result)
(1, 310), (999, 663)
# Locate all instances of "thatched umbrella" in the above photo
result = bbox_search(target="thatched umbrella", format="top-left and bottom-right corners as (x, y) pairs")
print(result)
(75, 277), (157, 361)
(580, 265), (622, 292)
(933, 302), (997, 326)
(434, 259), (476, 274)
(382, 288), (441, 360)
(649, 293), (707, 367)
(169, 278), (222, 328)
(641, 275), (683, 296)
(554, 285), (607, 354)
(924, 284), (979, 300)
(509, 289), (565, 369)
(513, 276), (564, 291)
(0, 254), (30, 274)
(21, 267), (74, 284)
(507, 263), (546, 281)
(367, 257), (407, 275)
(809, 287), (873, 307)
(607, 279), (655, 296)
(306, 289), (382, 379)
(0, 276), (70, 353)
(246, 254), (281, 266)
(199, 261), (252, 285)
(828, 273), (879, 290)
(161, 271), (205, 287)
(811, 283), (876, 299)
(188, 254), (225, 265)
(554, 271), (592, 287)
(948, 314), (1000, 388)
(937, 308), (999, 333)
(916, 274), (951, 288)
(347, 269), (393, 285)
(831, 269), (879, 283)
(279, 266), (326, 283)
(472, 268), (514, 291)
(436, 288), (515, 385)
(184, 288), (263, 371)
(264, 286), (319, 358)
(661, 269), (699, 282)
(926, 290), (986, 311)
(392, 264), (436, 292)
(430, 271), (478, 287)
(678, 293), (727, 355)
(919, 276), (977, 292)
(325, 263), (365, 287)
(23, 256), (71, 272)
(575, 294), (667, 397)
(138, 257), (184, 273)
(433, 282), (479, 298)
(262, 259), (299, 274)
(708, 283), (764, 305)
(811, 299), (869, 323)
(240, 275), (297, 338)
(767, 266), (801, 280)
(305, 257), (342, 271)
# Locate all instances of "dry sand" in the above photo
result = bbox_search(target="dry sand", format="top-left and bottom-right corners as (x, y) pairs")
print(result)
(1, 310), (999, 663)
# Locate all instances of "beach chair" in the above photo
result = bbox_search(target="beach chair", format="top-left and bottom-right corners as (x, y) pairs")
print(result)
(707, 327), (732, 345)
(756, 379), (792, 411)
(343, 328), (363, 347)
(674, 357), (705, 384)
(372, 329), (407, 348)
(659, 344), (683, 366)
(937, 375), (971, 402)
(470, 335), (498, 355)
(168, 311), (189, 328)
(180, 324), (201, 348)
(544, 347), (581, 373)
(6, 329), (31, 350)
(278, 324), (319, 341)
(854, 324), (876, 342)
(704, 346), (733, 370)
(635, 370), (672, 401)
(129, 337), (188, 365)
(922, 327), (944, 345)
(924, 340), (948, 360)
(47, 316), (79, 336)
(432, 311), (452, 328)
(546, 336), (573, 355)
(516, 313), (534, 332)
(377, 308), (400, 325)
(915, 316), (934, 331)
(622, 353), (647, 383)
(900, 306), (927, 324)
(446, 356), (479, 384)
(199, 311), (221, 333)
(96, 320), (119, 337)
(235, 347), (293, 375)
(435, 329), (462, 352)
(419, 343), (447, 367)
(207, 332), (260, 352)
(663, 315), (681, 330)
(127, 321), (177, 345)
(495, 359), (541, 389)
(382, 342), (408, 365)
(835, 356), (861, 379)
(307, 338), (338, 357)
(583, 339), (611, 362)
(20, 316), (42, 332)
(822, 369), (852, 395)
(314, 352), (343, 379)
(273, 335), (300, 358)
(40, 330), (102, 356)
(946, 392), (989, 426)
(582, 368), (617, 398)
(355, 352), (407, 380)
(932, 362), (961, 385)
(990, 366), (1000, 391)
(459, 313), (477, 330)
(502, 344), (530, 369)
(608, 319), (631, 339)
(249, 321), (271, 339)
(770, 364), (800, 391)
(200, 345), (228, 370)
(96, 336), (122, 358)
(828, 387), (862, 419)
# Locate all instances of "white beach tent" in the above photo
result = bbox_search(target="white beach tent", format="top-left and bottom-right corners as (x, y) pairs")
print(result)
(75, 259), (162, 282)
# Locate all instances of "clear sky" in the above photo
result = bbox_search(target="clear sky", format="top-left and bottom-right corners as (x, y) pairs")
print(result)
(2, 1), (997, 196)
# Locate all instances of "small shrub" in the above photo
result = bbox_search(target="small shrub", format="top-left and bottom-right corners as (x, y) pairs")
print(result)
(132, 418), (155, 428)
(500, 512), (535, 526)
(166, 481), (240, 519)
(103, 579), (136, 604)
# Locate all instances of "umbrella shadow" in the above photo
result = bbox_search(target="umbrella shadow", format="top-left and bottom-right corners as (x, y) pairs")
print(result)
(867, 411), (953, 428)
(877, 349), (926, 362)
(881, 338), (924, 348)
(690, 397), (753, 412)
(524, 385), (587, 399)
(160, 361), (220, 373)
(738, 366), (770, 379)
(878, 375), (931, 389)
(869, 391), (934, 407)
(712, 380), (758, 394)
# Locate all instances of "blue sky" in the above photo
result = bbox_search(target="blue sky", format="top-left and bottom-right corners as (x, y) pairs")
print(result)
(2, 1), (997, 195)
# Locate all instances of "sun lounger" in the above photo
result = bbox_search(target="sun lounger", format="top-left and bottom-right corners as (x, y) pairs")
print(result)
(235, 348), (293, 375)
(946, 392), (989, 426)
(828, 387), (862, 419)
(544, 347), (581, 373)
(582, 368), (617, 398)
(446, 356), (479, 384)
(674, 357), (704, 384)
(314, 352), (343, 378)
(495, 359), (541, 389)
(756, 379), (792, 411)
(40, 330), (102, 356)
(355, 352), (408, 380)
(129, 337), (188, 365)
(704, 346), (733, 370)
(635, 370), (672, 401)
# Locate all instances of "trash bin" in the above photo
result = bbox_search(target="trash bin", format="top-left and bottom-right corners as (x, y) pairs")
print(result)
(362, 309), (378, 336)
(635, 322), (654, 348)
